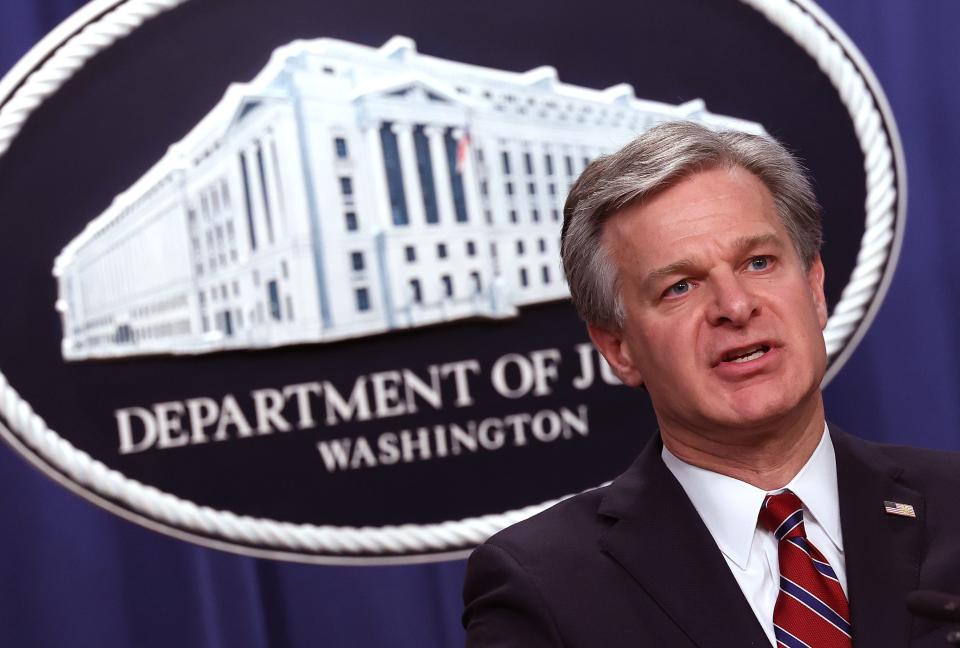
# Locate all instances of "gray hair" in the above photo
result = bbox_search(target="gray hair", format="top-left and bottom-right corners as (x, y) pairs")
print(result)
(561, 121), (822, 329)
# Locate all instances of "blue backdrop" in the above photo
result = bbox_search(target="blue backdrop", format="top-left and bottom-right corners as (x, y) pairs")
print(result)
(1, 1), (958, 646)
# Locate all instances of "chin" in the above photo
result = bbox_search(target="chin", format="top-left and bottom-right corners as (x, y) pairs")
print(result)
(717, 385), (812, 429)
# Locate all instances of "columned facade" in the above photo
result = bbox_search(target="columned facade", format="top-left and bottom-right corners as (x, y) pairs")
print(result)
(53, 35), (763, 360)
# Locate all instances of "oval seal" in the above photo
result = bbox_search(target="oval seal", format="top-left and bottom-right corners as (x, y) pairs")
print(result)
(0, 0), (904, 563)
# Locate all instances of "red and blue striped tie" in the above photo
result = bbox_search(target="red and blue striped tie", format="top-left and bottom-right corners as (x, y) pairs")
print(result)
(759, 491), (852, 648)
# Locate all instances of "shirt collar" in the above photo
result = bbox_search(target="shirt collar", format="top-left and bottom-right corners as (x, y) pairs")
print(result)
(661, 424), (841, 569)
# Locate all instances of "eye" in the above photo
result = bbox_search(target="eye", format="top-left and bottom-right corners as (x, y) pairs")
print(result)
(748, 256), (771, 271)
(664, 280), (691, 298)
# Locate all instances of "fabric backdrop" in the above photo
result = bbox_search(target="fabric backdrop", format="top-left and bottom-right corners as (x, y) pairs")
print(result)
(1, 1), (958, 646)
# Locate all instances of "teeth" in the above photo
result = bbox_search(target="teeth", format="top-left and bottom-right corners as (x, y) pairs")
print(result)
(731, 348), (765, 363)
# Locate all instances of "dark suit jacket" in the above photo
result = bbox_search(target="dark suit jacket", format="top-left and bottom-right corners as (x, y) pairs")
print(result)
(463, 427), (960, 647)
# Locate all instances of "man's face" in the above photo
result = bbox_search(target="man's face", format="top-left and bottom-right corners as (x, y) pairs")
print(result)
(589, 166), (828, 434)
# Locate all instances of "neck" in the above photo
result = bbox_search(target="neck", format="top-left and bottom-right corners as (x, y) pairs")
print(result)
(659, 397), (826, 490)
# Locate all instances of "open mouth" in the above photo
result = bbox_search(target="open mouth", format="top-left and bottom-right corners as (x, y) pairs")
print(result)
(721, 344), (771, 364)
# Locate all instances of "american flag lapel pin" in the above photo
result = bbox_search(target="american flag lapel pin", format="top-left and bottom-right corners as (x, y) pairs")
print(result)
(884, 501), (917, 518)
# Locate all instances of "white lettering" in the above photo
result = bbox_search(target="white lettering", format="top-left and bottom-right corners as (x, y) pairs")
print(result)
(440, 359), (481, 406)
(529, 348), (562, 396)
(402, 367), (442, 413)
(317, 438), (352, 471)
(491, 353), (534, 398)
(251, 388), (291, 434)
(154, 401), (188, 449)
(185, 397), (219, 444)
(215, 394), (253, 439)
(116, 407), (157, 455)
(322, 378), (372, 425)
(283, 382), (322, 429)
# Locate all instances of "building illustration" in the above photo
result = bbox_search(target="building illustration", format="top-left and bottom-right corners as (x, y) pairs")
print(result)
(53, 35), (764, 361)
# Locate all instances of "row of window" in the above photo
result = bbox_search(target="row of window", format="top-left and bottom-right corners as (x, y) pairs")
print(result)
(130, 295), (189, 319)
(518, 265), (555, 288)
(499, 150), (590, 179)
(112, 319), (192, 345)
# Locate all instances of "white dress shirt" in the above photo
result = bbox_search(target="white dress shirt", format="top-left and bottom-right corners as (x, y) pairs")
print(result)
(661, 426), (847, 647)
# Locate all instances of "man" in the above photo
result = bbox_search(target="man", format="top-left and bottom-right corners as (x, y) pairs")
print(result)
(462, 121), (960, 647)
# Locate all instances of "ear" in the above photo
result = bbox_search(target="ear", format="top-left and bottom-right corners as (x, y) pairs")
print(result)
(807, 254), (828, 330)
(587, 323), (644, 387)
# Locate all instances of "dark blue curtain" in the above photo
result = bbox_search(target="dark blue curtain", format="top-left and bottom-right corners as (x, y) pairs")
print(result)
(1, 1), (958, 646)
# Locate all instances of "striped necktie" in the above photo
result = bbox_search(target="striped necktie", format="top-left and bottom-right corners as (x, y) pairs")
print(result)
(759, 490), (852, 648)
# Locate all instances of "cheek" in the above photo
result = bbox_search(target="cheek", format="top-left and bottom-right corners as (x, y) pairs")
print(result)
(639, 318), (700, 373)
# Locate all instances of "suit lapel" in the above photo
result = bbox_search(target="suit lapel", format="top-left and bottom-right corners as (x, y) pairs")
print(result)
(598, 435), (770, 648)
(831, 427), (924, 647)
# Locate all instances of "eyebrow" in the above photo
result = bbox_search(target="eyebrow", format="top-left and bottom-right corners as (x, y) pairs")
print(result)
(643, 233), (785, 287)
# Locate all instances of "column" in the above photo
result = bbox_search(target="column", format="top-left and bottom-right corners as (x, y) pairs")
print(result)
(363, 122), (394, 232)
(424, 126), (455, 225)
(392, 123), (426, 227)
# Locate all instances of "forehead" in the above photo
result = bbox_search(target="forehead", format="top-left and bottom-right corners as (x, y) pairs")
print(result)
(602, 166), (786, 272)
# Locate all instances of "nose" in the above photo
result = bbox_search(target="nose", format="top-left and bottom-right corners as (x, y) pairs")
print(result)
(706, 272), (760, 327)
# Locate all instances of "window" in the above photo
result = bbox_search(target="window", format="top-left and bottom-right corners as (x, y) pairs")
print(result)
(356, 287), (370, 312)
(542, 265), (551, 283)
(548, 183), (556, 196)
(524, 152), (533, 175)
(339, 176), (353, 196)
(501, 151), (511, 175)
(351, 251), (365, 272)
(527, 182), (536, 195)
(441, 275), (453, 297)
(286, 296), (294, 321)
(409, 279), (422, 304)
(552, 209), (560, 222)
(405, 245), (416, 262)
(256, 144), (275, 243)
(334, 137), (348, 159)
(380, 123), (408, 225)
(470, 271), (482, 294)
(466, 240), (476, 256)
(444, 128), (469, 223)
(517, 240), (525, 255)
(565, 155), (574, 176)
(267, 281), (282, 321)
(505, 181), (514, 196)
(532, 209), (540, 223)
(509, 209), (518, 224)
(281, 260), (288, 279)
(345, 211), (358, 231)
(484, 210), (493, 224)
(519, 268), (529, 287)
(539, 238), (547, 253)
(480, 180), (489, 196)
(414, 125), (440, 224)
(544, 154), (554, 175)
(437, 243), (448, 259)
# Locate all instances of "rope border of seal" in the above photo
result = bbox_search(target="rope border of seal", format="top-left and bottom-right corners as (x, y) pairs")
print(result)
(0, 0), (903, 563)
